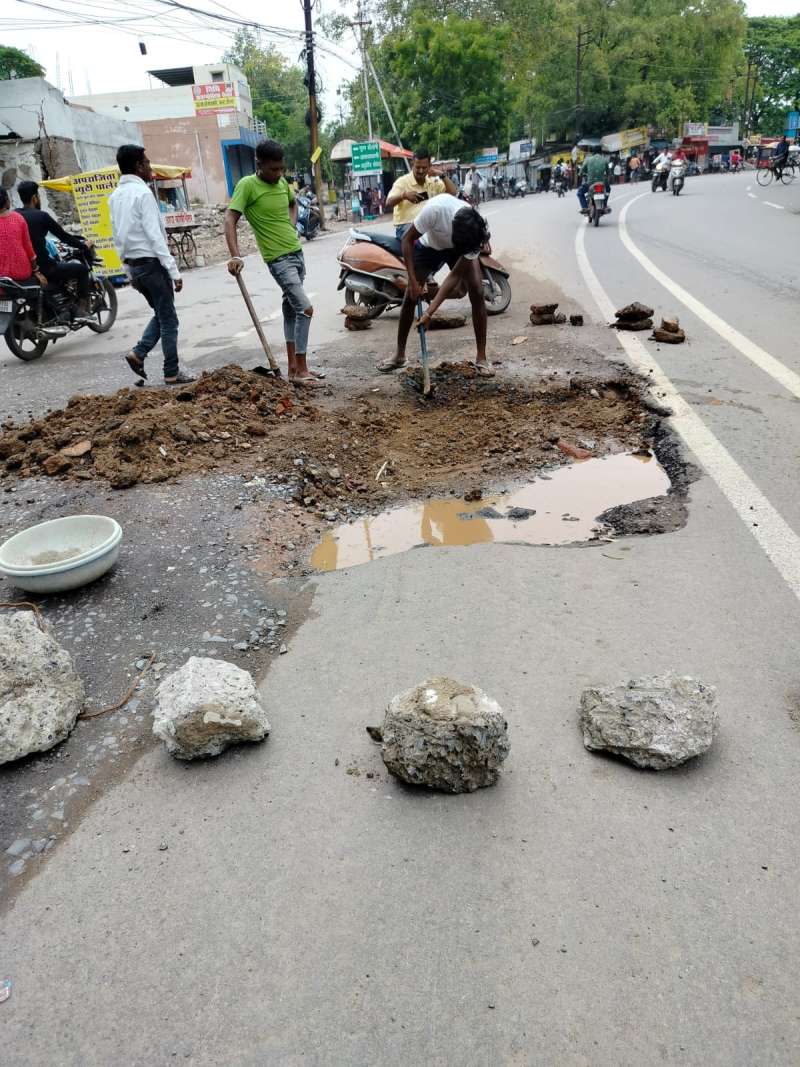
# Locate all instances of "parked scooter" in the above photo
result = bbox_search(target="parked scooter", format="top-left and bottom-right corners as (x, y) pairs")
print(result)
(586, 182), (610, 227)
(0, 244), (118, 361)
(670, 159), (687, 196)
(336, 230), (512, 319)
(509, 176), (527, 197)
(295, 193), (321, 240)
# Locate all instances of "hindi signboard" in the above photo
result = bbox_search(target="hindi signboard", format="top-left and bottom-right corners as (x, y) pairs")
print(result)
(193, 82), (237, 115)
(474, 147), (499, 164)
(70, 169), (123, 277)
(351, 140), (382, 176)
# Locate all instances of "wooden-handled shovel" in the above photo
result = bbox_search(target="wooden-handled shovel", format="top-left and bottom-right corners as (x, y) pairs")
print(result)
(234, 271), (281, 378)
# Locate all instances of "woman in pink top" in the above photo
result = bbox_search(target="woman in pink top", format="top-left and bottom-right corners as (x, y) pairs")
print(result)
(0, 188), (47, 286)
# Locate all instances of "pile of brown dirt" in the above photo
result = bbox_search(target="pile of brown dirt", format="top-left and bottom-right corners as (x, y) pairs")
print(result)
(0, 365), (315, 490)
(0, 362), (653, 506)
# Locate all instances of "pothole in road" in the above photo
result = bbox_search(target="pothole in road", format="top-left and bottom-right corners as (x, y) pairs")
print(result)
(311, 452), (670, 571)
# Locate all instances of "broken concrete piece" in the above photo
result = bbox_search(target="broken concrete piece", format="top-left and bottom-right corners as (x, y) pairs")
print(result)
(344, 317), (372, 331)
(579, 671), (718, 769)
(569, 314), (584, 326)
(615, 302), (654, 322)
(613, 318), (653, 332)
(553, 313), (567, 324)
(340, 304), (372, 320)
(660, 317), (681, 333)
(427, 312), (467, 330)
(152, 656), (270, 760)
(379, 677), (509, 792)
(0, 611), (85, 765)
(530, 313), (556, 326)
(651, 327), (686, 344)
(530, 303), (558, 316)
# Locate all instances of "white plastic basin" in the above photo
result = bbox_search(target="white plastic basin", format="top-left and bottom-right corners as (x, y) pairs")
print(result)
(0, 515), (123, 594)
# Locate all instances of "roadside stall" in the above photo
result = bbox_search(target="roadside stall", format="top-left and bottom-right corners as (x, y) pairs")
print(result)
(41, 162), (197, 277)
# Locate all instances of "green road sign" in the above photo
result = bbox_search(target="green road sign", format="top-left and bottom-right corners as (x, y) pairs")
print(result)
(351, 140), (382, 175)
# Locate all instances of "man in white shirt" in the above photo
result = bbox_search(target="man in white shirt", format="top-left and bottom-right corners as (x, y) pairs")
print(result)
(377, 192), (493, 377)
(109, 144), (192, 385)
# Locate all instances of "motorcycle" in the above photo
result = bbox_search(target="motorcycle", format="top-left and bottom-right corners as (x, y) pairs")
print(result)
(509, 177), (527, 197)
(0, 245), (118, 361)
(586, 182), (610, 227)
(496, 176), (508, 200)
(670, 159), (687, 196)
(553, 175), (566, 197)
(295, 193), (321, 240)
(651, 162), (670, 192)
(336, 230), (512, 319)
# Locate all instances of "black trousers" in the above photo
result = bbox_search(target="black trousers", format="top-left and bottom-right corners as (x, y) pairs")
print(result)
(41, 259), (90, 300)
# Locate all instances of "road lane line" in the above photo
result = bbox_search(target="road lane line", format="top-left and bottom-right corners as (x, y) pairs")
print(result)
(618, 193), (800, 401)
(764, 201), (785, 210)
(747, 192), (758, 199)
(575, 224), (800, 602)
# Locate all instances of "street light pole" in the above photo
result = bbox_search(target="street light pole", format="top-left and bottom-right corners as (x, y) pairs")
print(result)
(302, 0), (326, 230)
(351, 3), (373, 140)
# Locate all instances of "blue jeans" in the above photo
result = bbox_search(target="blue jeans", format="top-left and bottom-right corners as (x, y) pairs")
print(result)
(267, 250), (312, 355)
(395, 223), (411, 239)
(129, 260), (179, 378)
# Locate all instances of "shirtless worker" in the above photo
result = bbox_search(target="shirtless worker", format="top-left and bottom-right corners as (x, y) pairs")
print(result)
(377, 193), (494, 377)
(384, 147), (457, 239)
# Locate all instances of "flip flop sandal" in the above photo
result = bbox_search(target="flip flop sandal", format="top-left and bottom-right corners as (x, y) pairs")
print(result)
(309, 369), (327, 380)
(289, 376), (324, 388)
(124, 352), (147, 380)
(475, 363), (496, 378)
(377, 358), (407, 373)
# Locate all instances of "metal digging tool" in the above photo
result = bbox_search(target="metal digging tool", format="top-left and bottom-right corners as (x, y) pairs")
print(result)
(234, 271), (281, 378)
(416, 298), (432, 397)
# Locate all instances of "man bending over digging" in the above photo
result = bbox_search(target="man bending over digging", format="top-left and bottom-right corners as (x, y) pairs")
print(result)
(377, 193), (494, 377)
(225, 139), (323, 387)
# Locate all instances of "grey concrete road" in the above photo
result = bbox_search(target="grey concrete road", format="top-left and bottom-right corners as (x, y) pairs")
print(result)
(3, 174), (800, 1065)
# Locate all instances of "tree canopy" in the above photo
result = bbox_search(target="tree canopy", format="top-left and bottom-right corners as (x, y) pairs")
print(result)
(223, 29), (310, 169)
(0, 45), (44, 80)
(744, 16), (800, 135)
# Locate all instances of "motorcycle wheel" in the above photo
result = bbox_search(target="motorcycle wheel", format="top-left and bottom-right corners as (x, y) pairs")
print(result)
(5, 312), (48, 361)
(593, 205), (601, 226)
(344, 287), (387, 320)
(87, 278), (118, 334)
(483, 269), (511, 316)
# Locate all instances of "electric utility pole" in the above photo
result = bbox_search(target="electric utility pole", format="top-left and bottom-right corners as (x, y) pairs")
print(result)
(302, 0), (326, 229)
(575, 26), (592, 139)
(350, 3), (373, 140)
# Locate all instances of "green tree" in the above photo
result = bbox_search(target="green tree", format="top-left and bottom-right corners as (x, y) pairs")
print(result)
(343, 13), (515, 158)
(223, 29), (312, 169)
(0, 45), (44, 80)
(743, 16), (800, 135)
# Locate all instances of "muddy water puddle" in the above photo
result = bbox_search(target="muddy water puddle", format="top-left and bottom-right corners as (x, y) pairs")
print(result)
(311, 453), (669, 572)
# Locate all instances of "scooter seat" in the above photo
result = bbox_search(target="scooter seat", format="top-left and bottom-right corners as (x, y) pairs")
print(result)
(351, 231), (402, 258)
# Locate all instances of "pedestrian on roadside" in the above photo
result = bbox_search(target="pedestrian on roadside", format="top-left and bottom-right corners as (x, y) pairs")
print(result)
(109, 144), (192, 385)
(613, 158), (623, 184)
(385, 146), (457, 239)
(629, 153), (641, 182)
(225, 138), (323, 388)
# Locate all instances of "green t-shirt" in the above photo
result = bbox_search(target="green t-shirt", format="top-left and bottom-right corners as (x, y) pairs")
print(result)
(583, 155), (608, 183)
(229, 174), (301, 263)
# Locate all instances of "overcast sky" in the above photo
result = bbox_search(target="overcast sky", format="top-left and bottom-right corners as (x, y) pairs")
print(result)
(3, 0), (798, 109)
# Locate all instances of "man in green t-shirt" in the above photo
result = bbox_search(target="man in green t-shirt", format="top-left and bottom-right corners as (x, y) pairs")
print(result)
(577, 146), (610, 213)
(225, 139), (322, 386)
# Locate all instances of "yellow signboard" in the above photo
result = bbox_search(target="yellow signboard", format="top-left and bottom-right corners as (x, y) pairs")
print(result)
(310, 146), (322, 164)
(70, 169), (123, 277)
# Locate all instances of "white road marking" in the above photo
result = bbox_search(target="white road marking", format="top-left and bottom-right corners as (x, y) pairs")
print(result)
(575, 224), (800, 602)
(618, 193), (800, 400)
(747, 192), (758, 199)
(764, 201), (785, 210)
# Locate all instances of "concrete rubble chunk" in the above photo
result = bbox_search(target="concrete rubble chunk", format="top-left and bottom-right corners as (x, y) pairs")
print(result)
(579, 671), (718, 769)
(615, 301), (654, 322)
(152, 656), (270, 760)
(379, 676), (509, 792)
(0, 611), (85, 765)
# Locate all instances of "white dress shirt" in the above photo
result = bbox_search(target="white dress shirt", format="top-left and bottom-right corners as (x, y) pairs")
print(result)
(109, 174), (180, 281)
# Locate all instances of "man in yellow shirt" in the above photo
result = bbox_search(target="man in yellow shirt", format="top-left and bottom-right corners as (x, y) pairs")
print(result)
(385, 147), (457, 238)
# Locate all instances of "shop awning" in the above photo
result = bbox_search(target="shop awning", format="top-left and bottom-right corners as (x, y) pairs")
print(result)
(42, 163), (192, 193)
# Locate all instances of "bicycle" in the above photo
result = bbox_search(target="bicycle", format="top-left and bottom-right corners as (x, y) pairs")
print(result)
(756, 158), (797, 186)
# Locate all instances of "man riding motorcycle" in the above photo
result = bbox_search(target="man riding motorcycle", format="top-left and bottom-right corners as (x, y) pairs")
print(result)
(577, 146), (610, 213)
(16, 180), (94, 320)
